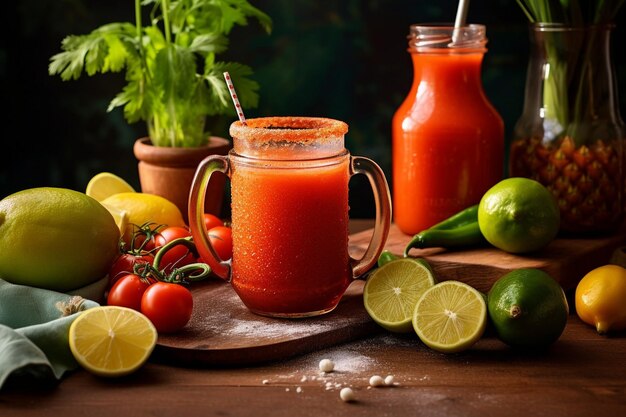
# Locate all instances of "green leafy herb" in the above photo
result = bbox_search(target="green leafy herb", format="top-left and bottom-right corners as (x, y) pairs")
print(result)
(49, 0), (272, 147)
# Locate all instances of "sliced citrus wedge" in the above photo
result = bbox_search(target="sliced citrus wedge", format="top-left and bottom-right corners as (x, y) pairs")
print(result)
(86, 172), (136, 202)
(69, 306), (157, 377)
(412, 281), (487, 353)
(364, 258), (436, 333)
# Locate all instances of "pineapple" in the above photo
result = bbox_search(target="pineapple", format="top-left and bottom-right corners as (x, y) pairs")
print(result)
(509, 136), (624, 233)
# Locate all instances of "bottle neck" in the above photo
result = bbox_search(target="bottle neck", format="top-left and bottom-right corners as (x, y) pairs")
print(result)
(410, 52), (485, 90)
(406, 24), (488, 91)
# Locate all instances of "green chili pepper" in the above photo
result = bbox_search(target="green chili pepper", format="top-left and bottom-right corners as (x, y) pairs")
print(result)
(427, 204), (480, 231)
(404, 214), (486, 257)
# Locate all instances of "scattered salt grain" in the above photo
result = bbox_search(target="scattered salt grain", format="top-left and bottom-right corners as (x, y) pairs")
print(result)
(340, 387), (356, 402)
(369, 375), (385, 387)
(319, 358), (335, 373)
(262, 379), (270, 385)
(296, 387), (303, 393)
(300, 376), (308, 382)
(285, 388), (290, 392)
(384, 375), (395, 386)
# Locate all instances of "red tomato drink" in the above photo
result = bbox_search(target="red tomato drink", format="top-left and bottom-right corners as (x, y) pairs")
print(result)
(231, 153), (351, 315)
(188, 116), (391, 318)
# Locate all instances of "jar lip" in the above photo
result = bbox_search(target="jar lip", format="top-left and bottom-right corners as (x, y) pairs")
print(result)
(408, 23), (487, 52)
(409, 22), (485, 31)
(229, 116), (348, 142)
(532, 22), (616, 31)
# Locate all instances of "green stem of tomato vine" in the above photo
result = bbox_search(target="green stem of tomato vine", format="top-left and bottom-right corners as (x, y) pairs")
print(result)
(152, 237), (197, 270)
(149, 236), (211, 283)
(167, 263), (212, 283)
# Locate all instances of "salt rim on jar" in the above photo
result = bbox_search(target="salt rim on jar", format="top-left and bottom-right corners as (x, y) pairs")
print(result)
(230, 117), (348, 142)
(229, 117), (349, 160)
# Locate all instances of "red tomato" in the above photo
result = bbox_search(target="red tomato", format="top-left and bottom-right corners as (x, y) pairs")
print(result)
(107, 274), (154, 311)
(203, 213), (224, 231)
(207, 226), (233, 260)
(140, 282), (193, 333)
(108, 253), (154, 287)
(155, 226), (192, 245)
(154, 226), (195, 273)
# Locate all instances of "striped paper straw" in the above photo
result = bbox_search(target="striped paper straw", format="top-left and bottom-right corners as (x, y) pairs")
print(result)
(223, 72), (247, 125)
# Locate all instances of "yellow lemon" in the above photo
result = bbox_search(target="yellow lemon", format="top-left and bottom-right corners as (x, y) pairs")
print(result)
(100, 192), (186, 243)
(69, 306), (157, 377)
(575, 264), (626, 334)
(0, 187), (119, 291)
(86, 172), (136, 202)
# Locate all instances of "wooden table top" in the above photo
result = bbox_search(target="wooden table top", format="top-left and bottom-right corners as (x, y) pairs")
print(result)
(2, 221), (626, 416)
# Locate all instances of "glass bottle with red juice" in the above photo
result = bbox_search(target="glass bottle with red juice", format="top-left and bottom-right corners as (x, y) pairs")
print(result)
(392, 24), (504, 235)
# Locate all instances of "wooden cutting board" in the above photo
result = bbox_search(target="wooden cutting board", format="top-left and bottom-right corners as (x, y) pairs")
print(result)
(153, 279), (380, 367)
(349, 224), (626, 294)
(154, 223), (625, 367)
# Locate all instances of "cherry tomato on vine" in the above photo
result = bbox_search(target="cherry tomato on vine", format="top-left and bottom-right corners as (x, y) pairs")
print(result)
(155, 226), (192, 245)
(107, 274), (155, 311)
(132, 233), (158, 252)
(140, 282), (193, 333)
(108, 253), (154, 287)
(203, 213), (224, 231)
(126, 223), (163, 252)
(207, 226), (233, 260)
(154, 226), (195, 273)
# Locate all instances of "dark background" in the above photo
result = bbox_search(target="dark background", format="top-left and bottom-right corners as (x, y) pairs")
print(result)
(2, 0), (625, 218)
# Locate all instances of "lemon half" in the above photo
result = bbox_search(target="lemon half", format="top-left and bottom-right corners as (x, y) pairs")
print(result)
(86, 172), (136, 202)
(69, 306), (157, 377)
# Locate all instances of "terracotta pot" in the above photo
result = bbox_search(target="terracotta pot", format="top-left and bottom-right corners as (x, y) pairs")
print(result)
(133, 137), (231, 223)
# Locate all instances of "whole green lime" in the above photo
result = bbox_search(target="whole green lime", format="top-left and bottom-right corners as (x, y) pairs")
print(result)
(0, 187), (120, 291)
(478, 177), (560, 254)
(487, 269), (569, 348)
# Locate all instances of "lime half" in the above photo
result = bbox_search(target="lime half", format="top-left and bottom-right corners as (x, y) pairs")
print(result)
(364, 258), (436, 333)
(412, 281), (487, 353)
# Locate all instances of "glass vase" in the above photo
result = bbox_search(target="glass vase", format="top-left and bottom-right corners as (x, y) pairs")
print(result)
(510, 23), (625, 233)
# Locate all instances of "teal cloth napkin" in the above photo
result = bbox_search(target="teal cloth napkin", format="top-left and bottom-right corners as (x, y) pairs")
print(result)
(0, 278), (106, 389)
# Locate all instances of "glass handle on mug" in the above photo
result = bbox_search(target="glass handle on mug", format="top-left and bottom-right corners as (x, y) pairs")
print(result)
(188, 155), (231, 280)
(349, 156), (392, 278)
